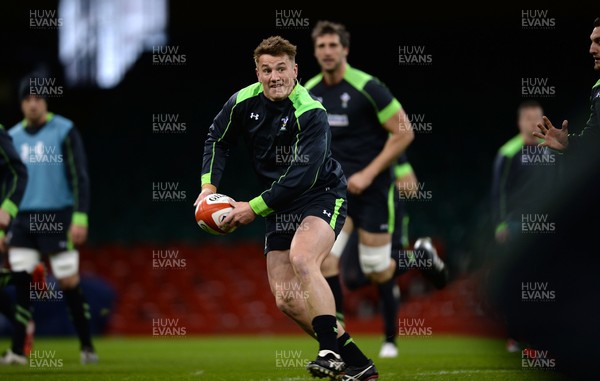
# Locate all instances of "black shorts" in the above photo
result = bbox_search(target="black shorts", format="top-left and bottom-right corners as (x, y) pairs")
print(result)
(7, 208), (73, 255)
(347, 181), (397, 234)
(264, 185), (347, 255)
(341, 197), (409, 290)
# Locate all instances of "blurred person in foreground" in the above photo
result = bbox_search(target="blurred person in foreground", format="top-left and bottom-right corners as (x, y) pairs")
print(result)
(488, 17), (600, 381)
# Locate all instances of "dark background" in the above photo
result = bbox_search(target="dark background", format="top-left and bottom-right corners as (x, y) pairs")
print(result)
(0, 2), (598, 273)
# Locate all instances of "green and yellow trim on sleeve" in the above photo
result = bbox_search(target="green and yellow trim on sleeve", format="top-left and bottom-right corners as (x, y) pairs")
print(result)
(249, 196), (274, 217)
(495, 221), (508, 235)
(201, 173), (212, 187)
(394, 162), (414, 179)
(378, 99), (401, 124)
(0, 199), (18, 218)
(72, 212), (88, 227)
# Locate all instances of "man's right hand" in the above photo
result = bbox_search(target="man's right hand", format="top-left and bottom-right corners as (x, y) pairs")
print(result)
(533, 116), (569, 151)
(194, 185), (216, 206)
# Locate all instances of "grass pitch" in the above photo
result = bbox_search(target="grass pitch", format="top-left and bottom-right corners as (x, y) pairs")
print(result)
(0, 335), (567, 380)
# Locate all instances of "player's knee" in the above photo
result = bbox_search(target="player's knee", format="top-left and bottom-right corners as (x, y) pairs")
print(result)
(50, 250), (79, 286)
(289, 252), (313, 276)
(359, 242), (392, 278)
(8, 248), (41, 274)
(366, 258), (396, 284)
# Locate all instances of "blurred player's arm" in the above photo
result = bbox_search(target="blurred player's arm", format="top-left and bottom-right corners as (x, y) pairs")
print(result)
(0, 125), (28, 251)
(347, 81), (414, 194)
(534, 80), (600, 150)
(63, 127), (90, 245)
(567, 81), (600, 148)
(198, 94), (239, 204)
(248, 108), (331, 218)
(491, 152), (509, 244)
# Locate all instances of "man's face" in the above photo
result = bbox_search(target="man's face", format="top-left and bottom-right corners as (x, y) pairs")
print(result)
(518, 107), (543, 141)
(591, 26), (600, 71)
(256, 54), (298, 101)
(314, 33), (348, 73)
(21, 96), (47, 124)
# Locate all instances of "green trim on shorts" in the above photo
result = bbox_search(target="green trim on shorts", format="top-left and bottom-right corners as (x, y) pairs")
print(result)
(329, 198), (345, 230)
(401, 214), (410, 249)
(387, 182), (395, 233)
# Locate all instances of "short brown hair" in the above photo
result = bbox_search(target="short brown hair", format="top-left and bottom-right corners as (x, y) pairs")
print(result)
(518, 99), (543, 117)
(311, 20), (350, 48)
(253, 36), (297, 65)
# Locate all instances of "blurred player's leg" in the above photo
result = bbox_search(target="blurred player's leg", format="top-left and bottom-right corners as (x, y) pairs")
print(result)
(49, 250), (97, 364)
(6, 248), (39, 360)
(321, 218), (354, 327)
(377, 279), (400, 358)
(358, 229), (395, 284)
(413, 237), (449, 289)
(0, 268), (32, 365)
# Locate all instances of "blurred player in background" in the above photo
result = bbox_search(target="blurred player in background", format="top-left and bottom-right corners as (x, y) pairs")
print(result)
(534, 17), (600, 150)
(491, 100), (556, 351)
(305, 20), (413, 358)
(6, 75), (97, 364)
(196, 36), (378, 380)
(334, 155), (448, 358)
(492, 100), (549, 246)
(0, 122), (31, 365)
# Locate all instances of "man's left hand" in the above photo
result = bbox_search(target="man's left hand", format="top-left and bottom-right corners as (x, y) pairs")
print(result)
(221, 200), (256, 230)
(70, 224), (88, 246)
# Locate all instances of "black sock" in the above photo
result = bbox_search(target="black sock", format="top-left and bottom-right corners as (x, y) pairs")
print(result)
(325, 275), (345, 326)
(312, 315), (338, 353)
(63, 284), (93, 349)
(378, 279), (398, 344)
(11, 271), (32, 355)
(392, 249), (409, 278)
(337, 332), (370, 367)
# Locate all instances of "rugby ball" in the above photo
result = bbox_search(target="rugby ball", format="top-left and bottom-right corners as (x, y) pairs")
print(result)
(195, 193), (237, 235)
